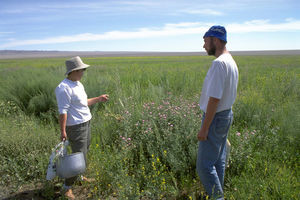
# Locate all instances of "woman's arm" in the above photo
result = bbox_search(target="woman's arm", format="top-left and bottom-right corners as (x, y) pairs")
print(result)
(87, 94), (109, 106)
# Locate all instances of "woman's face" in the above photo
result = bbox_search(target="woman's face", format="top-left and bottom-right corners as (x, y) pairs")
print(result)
(69, 69), (86, 81)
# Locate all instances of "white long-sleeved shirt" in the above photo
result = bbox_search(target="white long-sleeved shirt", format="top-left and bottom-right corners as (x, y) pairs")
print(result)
(55, 78), (92, 126)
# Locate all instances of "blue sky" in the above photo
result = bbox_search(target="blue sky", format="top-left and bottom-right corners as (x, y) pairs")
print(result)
(0, 0), (299, 51)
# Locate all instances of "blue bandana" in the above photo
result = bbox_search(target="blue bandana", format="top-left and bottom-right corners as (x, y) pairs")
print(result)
(203, 25), (227, 42)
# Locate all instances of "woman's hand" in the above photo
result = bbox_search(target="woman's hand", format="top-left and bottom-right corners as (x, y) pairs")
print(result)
(61, 131), (67, 141)
(98, 94), (109, 102)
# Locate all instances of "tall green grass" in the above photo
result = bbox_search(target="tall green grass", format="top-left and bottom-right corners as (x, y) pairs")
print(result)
(0, 55), (299, 199)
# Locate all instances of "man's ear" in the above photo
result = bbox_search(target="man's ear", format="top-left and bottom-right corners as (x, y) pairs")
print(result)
(213, 37), (223, 47)
(212, 37), (219, 44)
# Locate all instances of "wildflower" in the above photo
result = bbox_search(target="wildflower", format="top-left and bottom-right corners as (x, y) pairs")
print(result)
(236, 132), (241, 136)
(251, 130), (257, 135)
(152, 162), (156, 170)
(163, 150), (167, 155)
(96, 144), (99, 148)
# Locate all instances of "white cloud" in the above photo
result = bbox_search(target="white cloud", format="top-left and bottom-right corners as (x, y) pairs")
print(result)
(182, 9), (223, 16)
(1, 19), (300, 49)
(0, 32), (14, 34)
(228, 19), (300, 33)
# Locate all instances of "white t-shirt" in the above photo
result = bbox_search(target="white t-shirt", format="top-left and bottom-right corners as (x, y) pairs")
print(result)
(55, 78), (92, 126)
(199, 53), (239, 113)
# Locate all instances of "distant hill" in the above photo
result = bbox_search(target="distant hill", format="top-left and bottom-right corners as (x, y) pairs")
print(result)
(0, 50), (299, 59)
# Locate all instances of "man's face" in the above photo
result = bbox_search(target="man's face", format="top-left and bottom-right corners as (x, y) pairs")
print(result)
(203, 37), (216, 56)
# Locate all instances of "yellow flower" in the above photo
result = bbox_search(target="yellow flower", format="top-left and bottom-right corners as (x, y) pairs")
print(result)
(152, 162), (156, 170)
(156, 157), (160, 162)
(96, 144), (99, 148)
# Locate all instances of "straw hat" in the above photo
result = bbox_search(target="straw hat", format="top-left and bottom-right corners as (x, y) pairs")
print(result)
(65, 56), (90, 76)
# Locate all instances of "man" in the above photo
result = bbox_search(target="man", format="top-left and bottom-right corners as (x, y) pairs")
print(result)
(196, 26), (239, 200)
(55, 56), (109, 199)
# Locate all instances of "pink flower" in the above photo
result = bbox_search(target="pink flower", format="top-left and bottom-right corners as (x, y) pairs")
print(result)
(236, 132), (241, 136)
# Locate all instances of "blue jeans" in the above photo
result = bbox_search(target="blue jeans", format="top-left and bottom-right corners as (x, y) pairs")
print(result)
(196, 109), (233, 200)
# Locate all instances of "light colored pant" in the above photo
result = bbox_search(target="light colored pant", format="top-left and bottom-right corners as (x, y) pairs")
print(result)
(65, 120), (91, 187)
(196, 109), (233, 200)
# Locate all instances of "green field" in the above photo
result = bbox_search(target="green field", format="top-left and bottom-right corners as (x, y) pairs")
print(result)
(0, 55), (299, 199)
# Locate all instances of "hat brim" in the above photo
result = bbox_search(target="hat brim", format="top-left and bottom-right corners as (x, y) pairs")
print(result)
(65, 64), (90, 76)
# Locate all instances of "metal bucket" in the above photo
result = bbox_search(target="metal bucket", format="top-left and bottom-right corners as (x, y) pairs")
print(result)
(56, 152), (86, 179)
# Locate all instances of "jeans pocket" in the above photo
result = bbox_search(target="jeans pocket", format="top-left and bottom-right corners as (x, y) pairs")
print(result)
(215, 116), (232, 134)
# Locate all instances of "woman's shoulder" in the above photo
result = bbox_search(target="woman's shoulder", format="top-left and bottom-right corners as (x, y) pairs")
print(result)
(56, 79), (72, 93)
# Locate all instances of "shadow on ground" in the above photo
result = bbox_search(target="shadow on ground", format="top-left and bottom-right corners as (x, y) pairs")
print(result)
(2, 184), (61, 200)
(1, 183), (89, 200)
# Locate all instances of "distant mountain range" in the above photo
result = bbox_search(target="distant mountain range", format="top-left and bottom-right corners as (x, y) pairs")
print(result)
(0, 50), (299, 59)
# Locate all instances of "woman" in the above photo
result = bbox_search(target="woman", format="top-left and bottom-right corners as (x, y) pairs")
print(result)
(55, 56), (108, 199)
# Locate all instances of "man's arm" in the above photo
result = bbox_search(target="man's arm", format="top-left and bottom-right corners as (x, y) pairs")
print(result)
(197, 97), (220, 141)
(59, 114), (67, 141)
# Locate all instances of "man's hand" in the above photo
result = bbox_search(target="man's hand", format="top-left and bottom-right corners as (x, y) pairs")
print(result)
(197, 128), (209, 141)
(197, 97), (220, 141)
(99, 94), (109, 102)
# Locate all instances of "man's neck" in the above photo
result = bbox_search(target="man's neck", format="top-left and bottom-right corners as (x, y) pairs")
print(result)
(215, 47), (228, 58)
